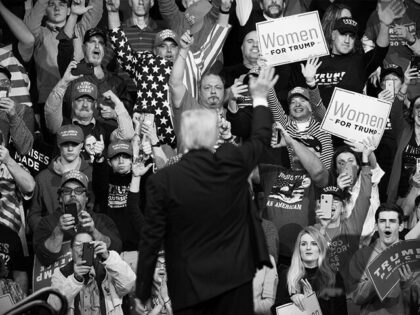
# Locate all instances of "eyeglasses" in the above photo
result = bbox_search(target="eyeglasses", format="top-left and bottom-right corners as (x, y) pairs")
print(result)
(61, 187), (86, 195)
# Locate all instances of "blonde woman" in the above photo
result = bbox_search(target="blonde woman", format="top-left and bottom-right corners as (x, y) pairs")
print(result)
(273, 226), (347, 315)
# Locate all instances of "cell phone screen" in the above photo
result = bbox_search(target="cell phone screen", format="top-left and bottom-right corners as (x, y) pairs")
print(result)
(82, 242), (94, 266)
(385, 80), (395, 98)
(320, 194), (333, 219)
(143, 113), (154, 126)
(65, 203), (78, 225)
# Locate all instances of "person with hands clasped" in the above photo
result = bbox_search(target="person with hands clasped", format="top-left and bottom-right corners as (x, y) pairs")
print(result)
(273, 226), (347, 315)
(48, 231), (136, 315)
(33, 169), (122, 266)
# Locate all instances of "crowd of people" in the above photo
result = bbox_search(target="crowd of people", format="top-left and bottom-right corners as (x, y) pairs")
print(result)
(0, 0), (420, 314)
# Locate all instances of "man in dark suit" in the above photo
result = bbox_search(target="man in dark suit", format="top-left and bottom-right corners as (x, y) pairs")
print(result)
(135, 67), (278, 315)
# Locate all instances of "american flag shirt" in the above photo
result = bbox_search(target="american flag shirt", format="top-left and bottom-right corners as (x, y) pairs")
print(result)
(109, 25), (231, 147)
(110, 28), (176, 147)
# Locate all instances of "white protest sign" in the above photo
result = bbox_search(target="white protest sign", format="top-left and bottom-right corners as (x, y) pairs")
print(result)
(320, 88), (391, 145)
(276, 292), (323, 315)
(257, 11), (329, 66)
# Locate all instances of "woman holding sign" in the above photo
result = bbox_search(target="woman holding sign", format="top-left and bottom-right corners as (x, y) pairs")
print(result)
(273, 226), (347, 315)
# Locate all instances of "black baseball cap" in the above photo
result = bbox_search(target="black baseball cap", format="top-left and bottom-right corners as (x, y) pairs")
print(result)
(380, 64), (404, 82)
(83, 27), (107, 44)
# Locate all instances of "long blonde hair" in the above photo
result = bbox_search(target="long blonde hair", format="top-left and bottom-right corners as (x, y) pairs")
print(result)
(287, 226), (335, 295)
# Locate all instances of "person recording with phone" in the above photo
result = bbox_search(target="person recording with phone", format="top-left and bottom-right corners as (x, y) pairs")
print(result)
(386, 63), (420, 206)
(48, 231), (136, 315)
(0, 66), (34, 155)
(313, 150), (372, 293)
(33, 169), (122, 266)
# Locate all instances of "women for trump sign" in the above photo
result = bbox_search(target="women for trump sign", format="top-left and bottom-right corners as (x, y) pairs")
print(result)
(320, 88), (392, 146)
(256, 11), (329, 66)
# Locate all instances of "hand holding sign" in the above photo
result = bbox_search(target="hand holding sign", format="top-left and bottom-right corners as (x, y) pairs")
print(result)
(290, 294), (305, 312)
(399, 264), (414, 285)
(344, 136), (376, 160)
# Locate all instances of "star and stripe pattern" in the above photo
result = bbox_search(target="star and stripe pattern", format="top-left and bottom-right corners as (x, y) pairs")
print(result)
(109, 27), (176, 147)
(0, 165), (25, 233)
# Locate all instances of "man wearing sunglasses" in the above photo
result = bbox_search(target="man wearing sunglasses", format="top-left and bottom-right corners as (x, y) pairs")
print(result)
(33, 169), (122, 266)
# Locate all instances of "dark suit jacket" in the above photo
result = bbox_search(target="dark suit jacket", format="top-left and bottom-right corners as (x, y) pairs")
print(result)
(136, 106), (273, 310)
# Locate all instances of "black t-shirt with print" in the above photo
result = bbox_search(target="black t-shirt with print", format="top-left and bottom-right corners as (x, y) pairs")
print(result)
(399, 133), (420, 197)
(0, 224), (25, 278)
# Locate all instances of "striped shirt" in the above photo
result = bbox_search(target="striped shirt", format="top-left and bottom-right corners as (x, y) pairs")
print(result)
(183, 24), (231, 98)
(268, 88), (333, 170)
(0, 163), (31, 256)
(0, 44), (32, 107)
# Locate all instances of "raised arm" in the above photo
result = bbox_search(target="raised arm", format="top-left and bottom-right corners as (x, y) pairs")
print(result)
(169, 31), (192, 108)
(238, 67), (279, 171)
(278, 124), (328, 187)
(190, 0), (232, 76)
(267, 88), (288, 126)
(45, 61), (82, 134)
(24, 0), (48, 39)
(102, 90), (135, 140)
(108, 0), (148, 82)
(0, 99), (34, 155)
(375, 0), (405, 48)
(76, 0), (103, 36)
(0, 1), (34, 46)
(300, 57), (326, 121)
(156, 0), (183, 31)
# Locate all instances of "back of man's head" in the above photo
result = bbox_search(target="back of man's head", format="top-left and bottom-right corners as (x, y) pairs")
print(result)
(179, 109), (218, 153)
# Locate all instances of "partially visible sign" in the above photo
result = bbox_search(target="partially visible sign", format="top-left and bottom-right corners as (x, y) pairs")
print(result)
(276, 292), (322, 315)
(367, 240), (420, 301)
(320, 88), (391, 145)
(257, 11), (329, 66)
(10, 136), (54, 177)
(0, 293), (14, 314)
(32, 241), (72, 292)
